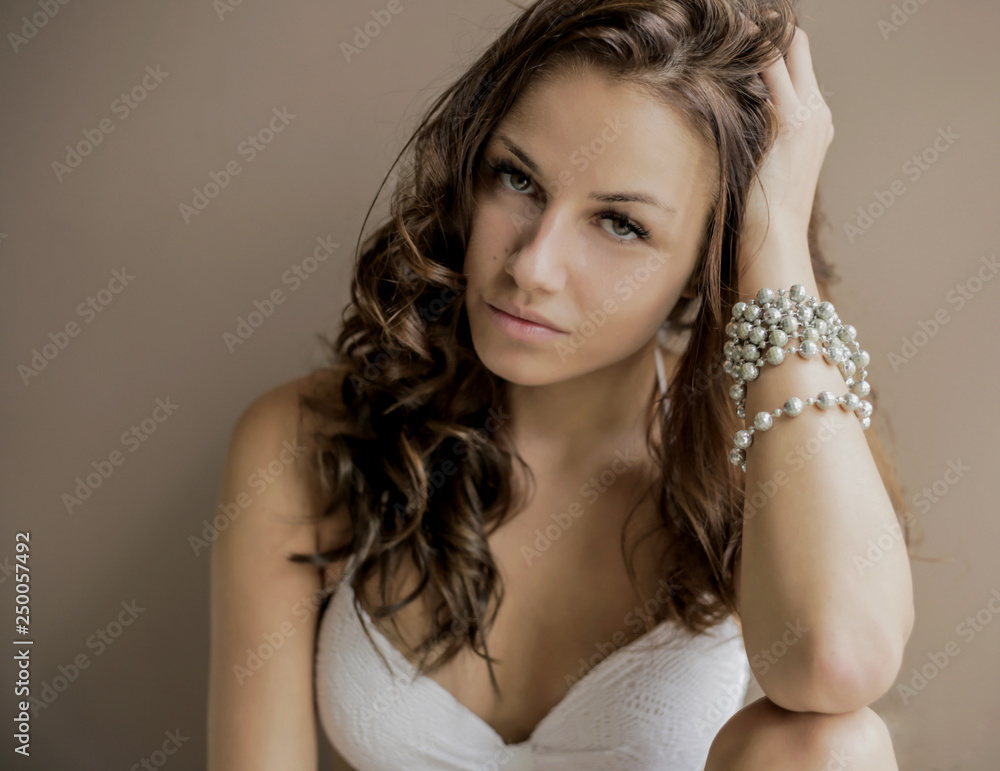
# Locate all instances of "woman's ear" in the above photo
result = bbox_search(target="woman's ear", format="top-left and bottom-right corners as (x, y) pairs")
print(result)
(680, 277), (698, 300)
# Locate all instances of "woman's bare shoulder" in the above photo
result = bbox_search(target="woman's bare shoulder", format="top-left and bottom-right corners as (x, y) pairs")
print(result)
(226, 369), (349, 537)
(208, 369), (346, 769)
(235, 369), (339, 437)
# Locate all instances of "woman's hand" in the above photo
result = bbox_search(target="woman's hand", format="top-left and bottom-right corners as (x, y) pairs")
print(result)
(741, 19), (835, 258)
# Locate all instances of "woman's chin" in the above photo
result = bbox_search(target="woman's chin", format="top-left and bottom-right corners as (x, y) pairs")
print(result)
(470, 333), (567, 387)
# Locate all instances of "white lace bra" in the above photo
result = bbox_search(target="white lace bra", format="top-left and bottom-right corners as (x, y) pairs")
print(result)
(315, 581), (750, 771)
(313, 344), (752, 770)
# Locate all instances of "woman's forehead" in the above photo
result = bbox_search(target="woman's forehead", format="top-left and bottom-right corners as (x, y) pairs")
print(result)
(487, 72), (718, 218)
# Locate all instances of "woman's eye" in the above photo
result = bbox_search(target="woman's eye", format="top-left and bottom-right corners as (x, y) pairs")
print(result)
(594, 208), (651, 243)
(485, 157), (651, 245)
(486, 159), (536, 195)
(500, 170), (534, 194)
(508, 173), (533, 193)
(602, 219), (636, 240)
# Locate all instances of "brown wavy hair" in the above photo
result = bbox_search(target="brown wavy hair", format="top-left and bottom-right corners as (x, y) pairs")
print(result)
(288, 0), (922, 697)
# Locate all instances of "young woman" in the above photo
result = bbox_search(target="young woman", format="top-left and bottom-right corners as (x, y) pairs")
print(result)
(208, 1), (915, 769)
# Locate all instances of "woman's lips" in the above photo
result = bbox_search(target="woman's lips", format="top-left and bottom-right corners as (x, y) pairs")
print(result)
(485, 301), (568, 341)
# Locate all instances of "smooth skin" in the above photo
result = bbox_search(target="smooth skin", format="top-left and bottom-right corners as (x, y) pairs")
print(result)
(207, 18), (902, 771)
(206, 376), (350, 771)
(708, 17), (904, 771)
(463, 64), (711, 460)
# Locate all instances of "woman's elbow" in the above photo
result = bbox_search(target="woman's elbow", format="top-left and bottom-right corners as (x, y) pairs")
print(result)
(756, 624), (908, 714)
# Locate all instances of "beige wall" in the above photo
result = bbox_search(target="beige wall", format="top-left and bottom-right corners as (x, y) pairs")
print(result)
(1, 0), (997, 768)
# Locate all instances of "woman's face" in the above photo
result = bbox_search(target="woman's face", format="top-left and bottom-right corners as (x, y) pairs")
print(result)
(463, 65), (718, 386)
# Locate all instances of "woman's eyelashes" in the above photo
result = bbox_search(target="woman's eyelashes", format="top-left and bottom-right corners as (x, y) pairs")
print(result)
(485, 157), (652, 245)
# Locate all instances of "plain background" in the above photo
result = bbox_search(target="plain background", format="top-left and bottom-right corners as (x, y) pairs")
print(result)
(1, 0), (997, 768)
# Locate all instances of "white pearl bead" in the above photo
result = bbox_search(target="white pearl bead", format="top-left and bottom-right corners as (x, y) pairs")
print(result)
(783, 396), (804, 416)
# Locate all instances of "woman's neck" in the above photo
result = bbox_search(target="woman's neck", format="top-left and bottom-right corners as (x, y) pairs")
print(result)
(505, 337), (678, 473)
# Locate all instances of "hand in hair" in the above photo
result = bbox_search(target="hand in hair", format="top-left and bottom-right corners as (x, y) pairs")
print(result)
(741, 17), (835, 260)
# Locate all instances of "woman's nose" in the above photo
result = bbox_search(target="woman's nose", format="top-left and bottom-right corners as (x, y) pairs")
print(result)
(504, 207), (570, 292)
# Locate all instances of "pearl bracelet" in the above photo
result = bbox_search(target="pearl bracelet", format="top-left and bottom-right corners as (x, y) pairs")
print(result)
(725, 285), (874, 473)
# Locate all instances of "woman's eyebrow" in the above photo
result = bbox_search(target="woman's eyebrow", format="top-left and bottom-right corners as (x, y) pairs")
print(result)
(494, 133), (678, 216)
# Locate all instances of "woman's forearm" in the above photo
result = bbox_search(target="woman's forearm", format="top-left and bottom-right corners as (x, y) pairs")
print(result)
(734, 225), (915, 714)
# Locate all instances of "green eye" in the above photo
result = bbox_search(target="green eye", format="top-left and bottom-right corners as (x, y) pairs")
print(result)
(485, 157), (652, 246)
(488, 159), (535, 194)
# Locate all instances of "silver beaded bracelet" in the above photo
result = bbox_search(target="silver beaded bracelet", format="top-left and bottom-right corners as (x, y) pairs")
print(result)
(724, 285), (873, 472)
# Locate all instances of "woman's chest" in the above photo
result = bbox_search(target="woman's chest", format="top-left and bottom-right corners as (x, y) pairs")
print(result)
(329, 462), (676, 745)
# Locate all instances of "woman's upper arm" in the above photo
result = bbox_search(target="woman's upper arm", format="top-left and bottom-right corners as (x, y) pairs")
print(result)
(207, 376), (335, 771)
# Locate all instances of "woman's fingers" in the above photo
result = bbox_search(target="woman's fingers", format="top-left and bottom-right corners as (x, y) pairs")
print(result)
(739, 12), (828, 131)
(738, 12), (797, 112)
(783, 26), (821, 102)
(758, 40), (797, 114)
